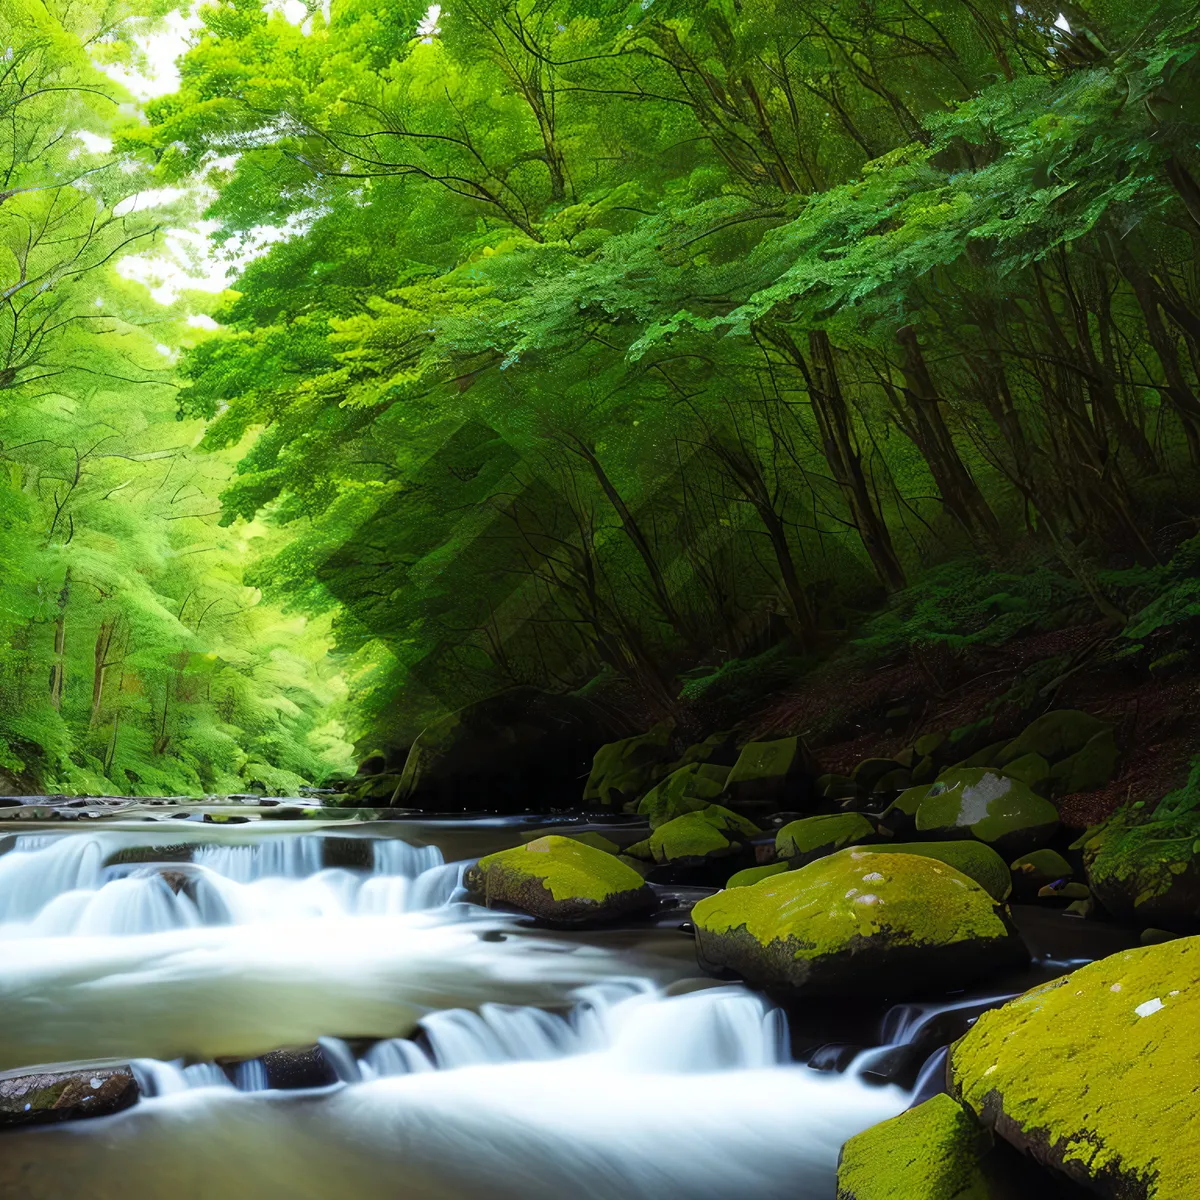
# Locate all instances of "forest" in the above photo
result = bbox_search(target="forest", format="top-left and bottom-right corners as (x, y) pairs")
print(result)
(3, 0), (1200, 801)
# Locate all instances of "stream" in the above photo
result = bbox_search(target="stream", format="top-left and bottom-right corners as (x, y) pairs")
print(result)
(0, 817), (1103, 1198)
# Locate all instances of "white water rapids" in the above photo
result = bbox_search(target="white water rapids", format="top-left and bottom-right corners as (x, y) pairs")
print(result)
(0, 827), (922, 1198)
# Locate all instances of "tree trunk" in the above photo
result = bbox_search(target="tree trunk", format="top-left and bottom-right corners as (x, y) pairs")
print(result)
(48, 568), (71, 710)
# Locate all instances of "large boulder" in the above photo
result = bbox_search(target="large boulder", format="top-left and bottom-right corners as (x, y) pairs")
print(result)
(636, 762), (731, 828)
(775, 813), (875, 866)
(625, 805), (759, 869)
(582, 723), (675, 809)
(837, 1093), (1033, 1200)
(722, 736), (812, 814)
(1084, 813), (1200, 932)
(393, 687), (606, 812)
(0, 1065), (139, 1127)
(691, 848), (1026, 997)
(916, 769), (1059, 856)
(464, 835), (655, 926)
(949, 938), (1200, 1198)
(994, 710), (1112, 768)
(863, 841), (1012, 903)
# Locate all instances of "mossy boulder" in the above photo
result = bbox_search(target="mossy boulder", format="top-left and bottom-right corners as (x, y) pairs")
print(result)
(625, 805), (759, 867)
(1084, 813), (1200, 932)
(673, 731), (739, 769)
(998, 753), (1051, 797)
(995, 709), (1111, 768)
(914, 732), (948, 760)
(1010, 849), (1073, 900)
(862, 841), (1012, 903)
(347, 771), (406, 803)
(879, 783), (932, 835)
(464, 835), (655, 926)
(1050, 729), (1120, 795)
(775, 813), (875, 866)
(837, 1094), (1008, 1200)
(949, 938), (1200, 1197)
(520, 829), (621, 856)
(916, 769), (1059, 856)
(726, 860), (791, 888)
(691, 847), (1026, 997)
(853, 757), (905, 791)
(582, 723), (675, 809)
(636, 762), (731, 828)
(723, 736), (811, 812)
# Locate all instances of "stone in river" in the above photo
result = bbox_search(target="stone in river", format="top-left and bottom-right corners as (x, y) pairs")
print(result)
(0, 1065), (139, 1127)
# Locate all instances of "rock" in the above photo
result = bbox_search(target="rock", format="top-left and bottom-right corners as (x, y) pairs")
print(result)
(1084, 813), (1200, 932)
(347, 771), (405, 803)
(878, 783), (931, 835)
(853, 758), (905, 791)
(691, 847), (1026, 997)
(998, 752), (1052, 796)
(995, 710), (1112, 767)
(1063, 897), (1093, 918)
(949, 938), (1200, 1198)
(673, 731), (739, 769)
(465, 835), (655, 926)
(582, 723), (675, 809)
(955, 740), (1012, 770)
(625, 805), (760, 868)
(871, 768), (912, 797)
(1009, 849), (1073, 900)
(911, 755), (939, 785)
(836, 1094), (1008, 1200)
(1050, 729), (1120, 795)
(356, 754), (387, 776)
(257, 1045), (340, 1090)
(914, 732), (947, 759)
(723, 737), (812, 813)
(0, 1065), (139, 1127)
(775, 814), (875, 866)
(636, 762), (731, 828)
(726, 861), (791, 888)
(395, 686), (607, 813)
(915, 769), (1059, 855)
(320, 836), (376, 871)
(102, 843), (195, 867)
(861, 841), (1012, 902)
(1140, 928), (1179, 946)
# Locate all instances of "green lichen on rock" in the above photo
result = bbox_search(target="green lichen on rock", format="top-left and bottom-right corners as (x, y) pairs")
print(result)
(582, 723), (675, 808)
(636, 762), (731, 828)
(625, 804), (759, 866)
(995, 709), (1111, 767)
(1051, 728), (1120, 794)
(998, 752), (1051, 796)
(776, 813), (875, 865)
(836, 1094), (994, 1200)
(949, 937), (1200, 1198)
(726, 861), (791, 888)
(862, 841), (1012, 902)
(724, 736), (808, 809)
(464, 835), (655, 925)
(691, 848), (1026, 996)
(916, 768), (1059, 855)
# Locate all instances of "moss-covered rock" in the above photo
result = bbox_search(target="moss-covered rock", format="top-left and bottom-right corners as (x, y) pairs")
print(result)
(998, 753), (1051, 797)
(726, 860), (791, 888)
(949, 938), (1200, 1198)
(862, 841), (1012, 902)
(837, 1094), (997, 1200)
(916, 769), (1059, 855)
(636, 762), (731, 828)
(0, 1066), (139, 1127)
(723, 736), (810, 811)
(1010, 849), (1073, 900)
(1050, 729), (1120, 795)
(914, 732), (948, 759)
(625, 805), (759, 867)
(879, 783), (933, 835)
(520, 829), (621, 855)
(464, 835), (655, 926)
(1084, 813), (1200, 932)
(775, 813), (875, 865)
(582, 723), (675, 809)
(691, 847), (1026, 997)
(673, 731), (739, 769)
(995, 710), (1112, 767)
(853, 758), (905, 790)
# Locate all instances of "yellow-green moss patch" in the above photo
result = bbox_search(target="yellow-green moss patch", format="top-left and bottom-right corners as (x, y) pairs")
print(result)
(625, 804), (759, 865)
(916, 768), (1058, 854)
(726, 861), (791, 888)
(776, 813), (875, 864)
(862, 841), (1012, 902)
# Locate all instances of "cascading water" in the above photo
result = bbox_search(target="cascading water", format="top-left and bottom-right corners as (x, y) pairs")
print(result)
(0, 825), (950, 1199)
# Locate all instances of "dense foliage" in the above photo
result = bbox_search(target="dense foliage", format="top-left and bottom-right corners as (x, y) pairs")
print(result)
(0, 0), (353, 794)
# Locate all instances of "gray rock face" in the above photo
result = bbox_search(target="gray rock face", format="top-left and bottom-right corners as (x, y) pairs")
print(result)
(0, 1065), (139, 1127)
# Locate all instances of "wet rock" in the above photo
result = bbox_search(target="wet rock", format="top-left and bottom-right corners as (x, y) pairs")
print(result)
(691, 847), (1027, 997)
(258, 1045), (340, 1090)
(725, 861), (791, 889)
(723, 737), (812, 813)
(1009, 849), (1073, 900)
(345, 772), (406, 804)
(0, 1065), (139, 1127)
(625, 805), (759, 869)
(464, 835), (655, 926)
(636, 762), (731, 828)
(861, 840), (1012, 902)
(878, 783), (930, 835)
(775, 814), (875, 866)
(102, 843), (195, 868)
(949, 938), (1200, 1197)
(1036, 880), (1090, 905)
(582, 723), (675, 810)
(321, 836), (375, 871)
(915, 769), (1059, 856)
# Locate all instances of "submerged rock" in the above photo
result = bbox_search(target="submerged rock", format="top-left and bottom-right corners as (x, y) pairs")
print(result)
(862, 841), (1012, 902)
(949, 937), (1200, 1198)
(0, 1065), (139, 1127)
(464, 835), (655, 926)
(691, 848), (1026, 997)
(915, 769), (1059, 855)
(775, 813), (875, 866)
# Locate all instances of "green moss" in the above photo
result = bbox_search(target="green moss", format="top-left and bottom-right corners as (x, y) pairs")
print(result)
(776, 813), (874, 863)
(725, 737), (804, 800)
(995, 709), (1111, 766)
(1050, 729), (1120, 794)
(692, 848), (1010, 960)
(998, 752), (1051, 795)
(862, 841), (1012, 902)
(916, 768), (1058, 851)
(887, 783), (931, 819)
(950, 938), (1200, 1197)
(475, 835), (646, 902)
(626, 804), (758, 865)
(726, 861), (791, 888)
(636, 762), (730, 828)
(1086, 811), (1200, 924)
(837, 1094), (993, 1200)
(583, 724), (674, 807)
